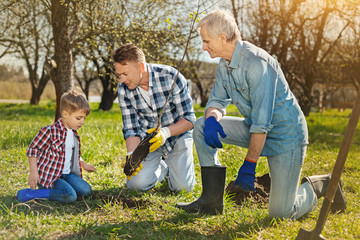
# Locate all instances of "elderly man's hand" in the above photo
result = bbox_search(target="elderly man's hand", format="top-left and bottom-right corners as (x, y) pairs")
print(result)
(234, 159), (257, 191)
(203, 116), (227, 148)
(148, 127), (171, 152)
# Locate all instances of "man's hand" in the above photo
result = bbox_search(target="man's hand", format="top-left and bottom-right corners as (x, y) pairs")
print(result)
(148, 127), (171, 152)
(28, 171), (40, 189)
(204, 116), (227, 148)
(234, 159), (257, 191)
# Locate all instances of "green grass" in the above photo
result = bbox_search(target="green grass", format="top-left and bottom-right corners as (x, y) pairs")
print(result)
(0, 102), (359, 239)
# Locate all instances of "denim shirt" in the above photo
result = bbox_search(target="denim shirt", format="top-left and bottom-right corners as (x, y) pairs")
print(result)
(205, 40), (308, 156)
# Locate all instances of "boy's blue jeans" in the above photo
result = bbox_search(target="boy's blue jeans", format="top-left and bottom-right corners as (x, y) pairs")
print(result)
(39, 173), (92, 203)
(193, 116), (317, 220)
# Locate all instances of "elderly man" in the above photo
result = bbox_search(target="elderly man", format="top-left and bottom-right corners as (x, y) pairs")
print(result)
(112, 43), (196, 192)
(176, 10), (346, 219)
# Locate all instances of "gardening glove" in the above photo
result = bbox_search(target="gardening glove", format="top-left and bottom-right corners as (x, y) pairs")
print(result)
(121, 151), (133, 168)
(234, 159), (257, 191)
(148, 127), (171, 153)
(204, 116), (227, 148)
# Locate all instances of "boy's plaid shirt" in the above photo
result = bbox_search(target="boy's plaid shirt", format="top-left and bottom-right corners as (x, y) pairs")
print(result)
(118, 63), (196, 153)
(26, 119), (82, 188)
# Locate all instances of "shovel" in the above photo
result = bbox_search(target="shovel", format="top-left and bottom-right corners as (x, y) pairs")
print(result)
(296, 89), (360, 240)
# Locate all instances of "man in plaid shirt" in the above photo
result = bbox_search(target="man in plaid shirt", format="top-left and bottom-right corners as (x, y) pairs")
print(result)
(113, 43), (196, 192)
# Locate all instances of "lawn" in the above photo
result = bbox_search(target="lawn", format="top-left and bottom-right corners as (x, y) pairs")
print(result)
(0, 102), (359, 239)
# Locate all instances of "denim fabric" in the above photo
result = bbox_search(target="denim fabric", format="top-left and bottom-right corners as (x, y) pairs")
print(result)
(39, 173), (92, 203)
(126, 131), (195, 192)
(193, 116), (317, 219)
(267, 146), (317, 219)
(205, 40), (308, 156)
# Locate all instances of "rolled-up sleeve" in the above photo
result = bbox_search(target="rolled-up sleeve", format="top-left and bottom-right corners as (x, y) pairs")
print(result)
(247, 58), (276, 134)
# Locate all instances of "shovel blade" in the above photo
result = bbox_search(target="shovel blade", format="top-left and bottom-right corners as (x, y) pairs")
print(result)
(296, 228), (326, 240)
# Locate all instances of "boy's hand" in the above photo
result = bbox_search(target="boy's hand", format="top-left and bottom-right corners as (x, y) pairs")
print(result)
(80, 157), (96, 172)
(81, 161), (96, 172)
(28, 171), (40, 189)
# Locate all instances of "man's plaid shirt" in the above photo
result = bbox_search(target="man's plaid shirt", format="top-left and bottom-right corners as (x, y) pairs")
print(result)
(26, 119), (82, 188)
(118, 63), (196, 153)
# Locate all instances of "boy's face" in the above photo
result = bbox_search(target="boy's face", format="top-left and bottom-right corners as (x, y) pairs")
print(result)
(62, 109), (87, 130)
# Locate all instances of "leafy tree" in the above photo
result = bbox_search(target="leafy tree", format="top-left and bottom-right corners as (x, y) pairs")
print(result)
(230, 0), (358, 115)
(0, 0), (52, 104)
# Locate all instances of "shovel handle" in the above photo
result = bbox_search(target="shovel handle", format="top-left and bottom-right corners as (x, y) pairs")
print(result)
(326, 90), (360, 201)
(311, 89), (360, 237)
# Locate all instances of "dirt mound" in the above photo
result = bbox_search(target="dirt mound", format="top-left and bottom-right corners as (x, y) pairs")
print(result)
(225, 173), (271, 206)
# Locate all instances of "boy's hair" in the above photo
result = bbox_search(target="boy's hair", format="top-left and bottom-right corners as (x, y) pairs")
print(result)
(60, 89), (90, 116)
(112, 43), (146, 65)
(197, 9), (241, 42)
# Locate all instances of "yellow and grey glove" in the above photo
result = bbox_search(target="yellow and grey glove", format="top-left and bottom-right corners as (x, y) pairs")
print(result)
(121, 151), (133, 168)
(147, 127), (171, 152)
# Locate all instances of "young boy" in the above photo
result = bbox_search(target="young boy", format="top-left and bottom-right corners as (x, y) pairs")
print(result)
(17, 89), (96, 203)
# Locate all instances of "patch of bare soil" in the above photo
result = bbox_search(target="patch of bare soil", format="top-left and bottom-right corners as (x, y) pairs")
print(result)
(225, 173), (271, 206)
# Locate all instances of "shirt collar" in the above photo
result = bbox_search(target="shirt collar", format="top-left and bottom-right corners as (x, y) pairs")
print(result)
(146, 63), (154, 88)
(58, 118), (66, 132)
(227, 40), (244, 69)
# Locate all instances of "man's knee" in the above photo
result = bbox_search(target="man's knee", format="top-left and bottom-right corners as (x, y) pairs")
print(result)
(168, 174), (195, 192)
(269, 206), (295, 220)
(194, 117), (205, 132)
(127, 178), (155, 191)
(193, 117), (205, 141)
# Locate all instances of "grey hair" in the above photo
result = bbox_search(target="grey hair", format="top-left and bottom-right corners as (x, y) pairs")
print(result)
(197, 9), (241, 42)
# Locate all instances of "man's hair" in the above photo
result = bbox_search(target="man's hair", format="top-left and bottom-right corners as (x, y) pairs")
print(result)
(60, 88), (90, 116)
(112, 43), (146, 65)
(197, 9), (241, 42)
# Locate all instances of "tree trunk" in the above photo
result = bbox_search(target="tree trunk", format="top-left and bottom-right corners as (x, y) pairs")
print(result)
(51, 0), (73, 121)
(99, 66), (118, 111)
(29, 69), (50, 105)
(99, 88), (116, 111)
(195, 81), (209, 107)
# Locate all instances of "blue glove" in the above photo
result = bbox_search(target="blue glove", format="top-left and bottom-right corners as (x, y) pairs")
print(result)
(234, 159), (257, 191)
(204, 116), (227, 148)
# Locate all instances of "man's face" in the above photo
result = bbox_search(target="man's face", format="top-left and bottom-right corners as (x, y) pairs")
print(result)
(62, 109), (87, 130)
(114, 61), (143, 90)
(200, 25), (223, 59)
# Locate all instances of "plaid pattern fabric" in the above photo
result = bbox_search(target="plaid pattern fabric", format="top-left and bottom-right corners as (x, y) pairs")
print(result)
(26, 119), (82, 188)
(118, 63), (196, 153)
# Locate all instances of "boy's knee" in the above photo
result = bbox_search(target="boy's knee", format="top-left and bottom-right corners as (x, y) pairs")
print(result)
(62, 191), (77, 203)
(79, 186), (92, 197)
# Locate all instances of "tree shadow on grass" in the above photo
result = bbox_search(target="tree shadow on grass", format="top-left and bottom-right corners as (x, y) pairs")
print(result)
(0, 186), (278, 239)
(0, 185), (173, 216)
(58, 209), (274, 240)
